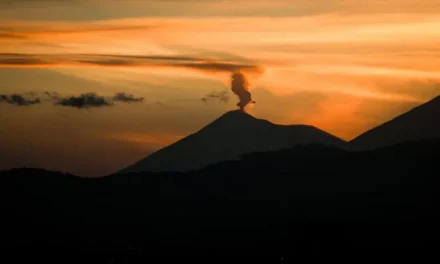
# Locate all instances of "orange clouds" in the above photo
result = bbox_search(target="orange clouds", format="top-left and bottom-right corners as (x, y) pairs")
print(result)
(2, 9), (440, 141)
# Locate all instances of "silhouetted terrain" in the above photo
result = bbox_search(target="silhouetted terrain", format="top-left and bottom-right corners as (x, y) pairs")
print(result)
(1, 138), (439, 262)
(120, 110), (346, 173)
(349, 96), (440, 150)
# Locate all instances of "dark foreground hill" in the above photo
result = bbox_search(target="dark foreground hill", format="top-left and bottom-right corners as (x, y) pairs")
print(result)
(1, 139), (439, 262)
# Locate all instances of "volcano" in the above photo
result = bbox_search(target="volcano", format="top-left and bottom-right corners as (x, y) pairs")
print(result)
(118, 110), (346, 173)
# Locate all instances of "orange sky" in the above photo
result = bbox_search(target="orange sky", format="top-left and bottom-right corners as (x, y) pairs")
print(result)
(1, 0), (440, 176)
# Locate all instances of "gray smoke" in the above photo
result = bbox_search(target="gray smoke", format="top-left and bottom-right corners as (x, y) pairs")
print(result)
(231, 72), (255, 111)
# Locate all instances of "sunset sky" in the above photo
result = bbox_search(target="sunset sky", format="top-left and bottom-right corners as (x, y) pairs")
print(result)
(1, 0), (440, 176)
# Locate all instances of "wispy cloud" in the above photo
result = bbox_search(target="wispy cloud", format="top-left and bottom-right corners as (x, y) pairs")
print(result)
(201, 89), (230, 103)
(104, 132), (184, 148)
(0, 32), (24, 39)
(113, 92), (144, 103)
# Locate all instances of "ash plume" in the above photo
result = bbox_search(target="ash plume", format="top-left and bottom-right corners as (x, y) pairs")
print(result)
(231, 72), (255, 111)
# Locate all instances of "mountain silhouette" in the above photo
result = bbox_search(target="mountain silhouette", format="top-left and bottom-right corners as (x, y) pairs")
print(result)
(119, 110), (346, 173)
(349, 96), (440, 150)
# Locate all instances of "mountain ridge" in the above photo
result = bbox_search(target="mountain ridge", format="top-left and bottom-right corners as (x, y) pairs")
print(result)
(349, 95), (440, 150)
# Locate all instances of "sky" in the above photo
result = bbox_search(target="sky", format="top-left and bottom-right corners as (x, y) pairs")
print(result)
(1, 0), (440, 176)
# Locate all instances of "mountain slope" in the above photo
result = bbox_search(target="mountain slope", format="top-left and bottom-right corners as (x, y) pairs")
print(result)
(349, 96), (440, 150)
(119, 110), (346, 173)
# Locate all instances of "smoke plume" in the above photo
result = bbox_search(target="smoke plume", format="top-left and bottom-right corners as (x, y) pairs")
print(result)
(231, 72), (255, 111)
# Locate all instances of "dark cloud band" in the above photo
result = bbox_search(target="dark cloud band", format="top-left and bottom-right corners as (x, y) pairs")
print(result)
(55, 93), (112, 109)
(53, 92), (145, 109)
(1, 91), (145, 109)
(0, 53), (262, 74)
(0, 93), (41, 106)
(0, 33), (25, 39)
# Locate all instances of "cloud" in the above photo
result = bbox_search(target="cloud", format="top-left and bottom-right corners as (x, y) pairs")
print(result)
(0, 20), (160, 35)
(0, 53), (262, 74)
(0, 53), (51, 66)
(0, 93), (41, 106)
(100, 54), (200, 62)
(178, 62), (260, 73)
(113, 92), (144, 103)
(55, 92), (112, 109)
(201, 89), (230, 103)
(50, 92), (145, 108)
(43, 91), (60, 100)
